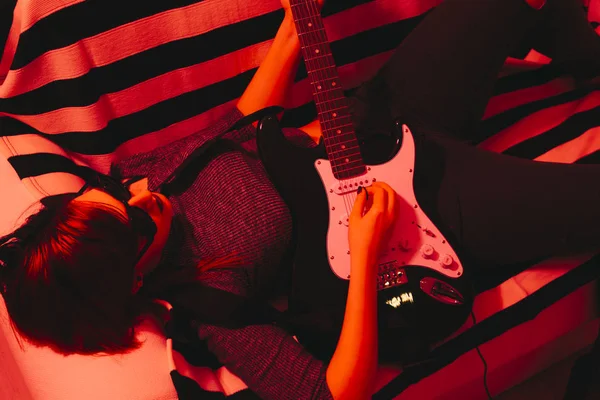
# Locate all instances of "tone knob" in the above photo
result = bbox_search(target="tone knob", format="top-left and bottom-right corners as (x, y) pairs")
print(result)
(420, 244), (435, 259)
(440, 254), (454, 268)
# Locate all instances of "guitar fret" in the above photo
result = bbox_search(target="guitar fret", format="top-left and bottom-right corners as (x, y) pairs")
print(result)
(314, 93), (345, 105)
(313, 76), (338, 83)
(325, 142), (360, 152)
(304, 53), (332, 63)
(313, 87), (339, 96)
(335, 165), (367, 174)
(323, 123), (355, 132)
(316, 101), (347, 113)
(320, 118), (353, 130)
(317, 105), (348, 114)
(294, 15), (324, 23)
(321, 114), (352, 122)
(323, 132), (357, 139)
(307, 65), (337, 74)
(298, 28), (326, 36)
(314, 92), (344, 101)
(328, 145), (361, 154)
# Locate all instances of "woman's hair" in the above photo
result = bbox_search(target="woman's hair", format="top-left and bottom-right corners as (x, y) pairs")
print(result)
(0, 198), (146, 354)
(0, 195), (241, 355)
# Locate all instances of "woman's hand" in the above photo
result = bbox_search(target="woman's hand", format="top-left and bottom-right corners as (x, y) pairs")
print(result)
(348, 182), (398, 267)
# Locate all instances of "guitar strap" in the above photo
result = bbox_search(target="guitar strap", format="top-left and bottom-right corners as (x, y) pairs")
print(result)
(159, 106), (283, 195)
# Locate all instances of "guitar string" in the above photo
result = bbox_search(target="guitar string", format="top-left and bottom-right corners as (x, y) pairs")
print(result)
(303, 0), (358, 218)
(301, 0), (349, 172)
(298, 0), (355, 218)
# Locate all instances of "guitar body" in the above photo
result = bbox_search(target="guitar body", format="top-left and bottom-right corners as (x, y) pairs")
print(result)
(257, 0), (472, 363)
(257, 116), (473, 363)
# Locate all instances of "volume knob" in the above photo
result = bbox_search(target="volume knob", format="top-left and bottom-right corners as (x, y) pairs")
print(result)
(440, 254), (454, 268)
(420, 244), (435, 259)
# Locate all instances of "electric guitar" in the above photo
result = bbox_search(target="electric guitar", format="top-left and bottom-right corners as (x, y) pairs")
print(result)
(257, 0), (473, 362)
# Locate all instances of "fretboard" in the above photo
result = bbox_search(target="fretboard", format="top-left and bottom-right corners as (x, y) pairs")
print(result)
(290, 0), (366, 180)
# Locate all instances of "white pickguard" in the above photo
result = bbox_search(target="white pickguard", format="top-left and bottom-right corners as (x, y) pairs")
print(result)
(315, 125), (463, 290)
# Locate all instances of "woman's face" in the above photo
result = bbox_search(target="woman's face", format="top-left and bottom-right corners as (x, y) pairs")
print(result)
(74, 178), (173, 276)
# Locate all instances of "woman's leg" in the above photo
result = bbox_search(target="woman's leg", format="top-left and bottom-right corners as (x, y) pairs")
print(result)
(527, 0), (600, 79)
(413, 133), (600, 268)
(352, 0), (599, 141)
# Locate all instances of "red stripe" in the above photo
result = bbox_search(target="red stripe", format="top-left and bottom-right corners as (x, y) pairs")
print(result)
(0, 42), (273, 133)
(0, 0), (440, 99)
(536, 126), (600, 163)
(1, 47), (392, 134)
(111, 100), (238, 161)
(0, 0), (83, 82)
(483, 77), (575, 119)
(0, 1), (280, 98)
(323, 0), (441, 42)
(479, 90), (600, 153)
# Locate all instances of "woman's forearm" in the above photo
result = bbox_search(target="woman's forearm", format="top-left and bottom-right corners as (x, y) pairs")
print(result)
(326, 255), (378, 400)
(237, 12), (301, 116)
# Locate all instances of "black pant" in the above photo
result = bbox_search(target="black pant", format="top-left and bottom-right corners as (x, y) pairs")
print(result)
(352, 0), (600, 269)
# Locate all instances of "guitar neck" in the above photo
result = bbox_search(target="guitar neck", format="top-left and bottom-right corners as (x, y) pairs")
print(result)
(289, 0), (366, 180)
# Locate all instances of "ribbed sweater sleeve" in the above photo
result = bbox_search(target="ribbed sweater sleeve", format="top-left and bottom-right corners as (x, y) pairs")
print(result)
(196, 268), (335, 400)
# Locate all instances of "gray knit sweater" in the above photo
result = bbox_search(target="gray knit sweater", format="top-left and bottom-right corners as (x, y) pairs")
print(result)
(114, 107), (334, 400)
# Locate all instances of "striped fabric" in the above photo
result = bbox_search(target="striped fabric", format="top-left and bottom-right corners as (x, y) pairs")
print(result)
(1, 0), (600, 399)
(0, 0), (599, 183)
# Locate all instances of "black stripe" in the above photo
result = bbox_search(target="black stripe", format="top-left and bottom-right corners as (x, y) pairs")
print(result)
(503, 106), (600, 159)
(373, 255), (600, 400)
(0, 0), (16, 62)
(576, 150), (600, 164)
(7, 153), (92, 179)
(491, 64), (567, 96)
(13, 0), (207, 70)
(0, 69), (256, 154)
(0, 16), (427, 156)
(4, 8), (425, 116)
(14, 0), (373, 72)
(477, 84), (599, 141)
(3, 10), (284, 115)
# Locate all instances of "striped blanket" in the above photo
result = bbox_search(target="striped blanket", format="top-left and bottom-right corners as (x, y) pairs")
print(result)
(0, 0), (599, 399)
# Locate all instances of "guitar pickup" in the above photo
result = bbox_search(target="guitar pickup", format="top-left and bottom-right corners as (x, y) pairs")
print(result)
(330, 174), (374, 195)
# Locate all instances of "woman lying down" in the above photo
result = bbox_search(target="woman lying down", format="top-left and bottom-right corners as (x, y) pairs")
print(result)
(2, 0), (600, 398)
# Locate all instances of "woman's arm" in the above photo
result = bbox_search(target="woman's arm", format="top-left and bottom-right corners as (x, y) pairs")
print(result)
(196, 183), (397, 400)
(326, 183), (397, 400)
(236, 9), (301, 116)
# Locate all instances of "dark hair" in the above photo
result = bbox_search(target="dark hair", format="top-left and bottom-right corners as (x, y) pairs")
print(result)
(0, 196), (241, 355)
(0, 198), (147, 354)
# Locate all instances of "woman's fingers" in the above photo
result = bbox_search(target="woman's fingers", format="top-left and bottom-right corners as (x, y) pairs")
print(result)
(351, 187), (368, 220)
(362, 185), (387, 218)
(370, 182), (397, 226)
(351, 181), (398, 224)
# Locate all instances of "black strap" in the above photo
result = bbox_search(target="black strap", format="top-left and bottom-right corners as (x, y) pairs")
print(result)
(224, 105), (284, 133)
(159, 106), (284, 193)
